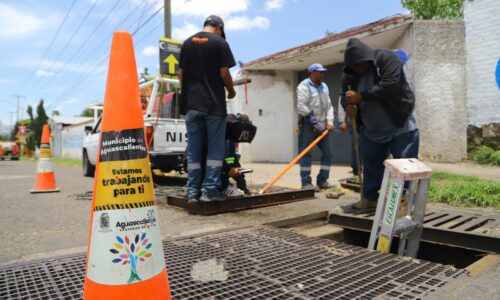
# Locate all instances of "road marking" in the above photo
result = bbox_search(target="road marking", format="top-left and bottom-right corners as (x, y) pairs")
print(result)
(0, 175), (34, 180)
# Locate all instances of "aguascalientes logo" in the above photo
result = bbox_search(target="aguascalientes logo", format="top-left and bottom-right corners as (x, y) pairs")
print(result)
(109, 233), (153, 283)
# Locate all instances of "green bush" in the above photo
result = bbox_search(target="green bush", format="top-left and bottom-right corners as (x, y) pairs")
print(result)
(469, 146), (500, 166)
(488, 151), (500, 166)
(429, 171), (500, 210)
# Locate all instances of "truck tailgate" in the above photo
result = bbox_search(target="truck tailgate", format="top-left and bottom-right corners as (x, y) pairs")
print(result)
(148, 118), (187, 153)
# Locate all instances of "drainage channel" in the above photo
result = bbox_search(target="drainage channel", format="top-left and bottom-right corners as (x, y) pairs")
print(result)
(278, 209), (499, 292)
(0, 227), (464, 300)
(328, 206), (500, 253)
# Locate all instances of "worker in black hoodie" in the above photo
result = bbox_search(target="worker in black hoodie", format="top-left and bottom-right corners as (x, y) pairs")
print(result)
(340, 38), (419, 209)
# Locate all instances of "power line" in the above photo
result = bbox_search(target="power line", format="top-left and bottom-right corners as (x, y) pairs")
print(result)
(16, 0), (77, 95)
(24, 1), (98, 95)
(51, 8), (166, 106)
(132, 5), (164, 36)
(41, 0), (150, 103)
(50, 0), (189, 108)
(136, 0), (149, 32)
(71, 19), (165, 99)
(36, 0), (123, 95)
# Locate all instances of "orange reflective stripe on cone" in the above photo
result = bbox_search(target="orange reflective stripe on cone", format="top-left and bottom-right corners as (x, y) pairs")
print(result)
(83, 31), (171, 300)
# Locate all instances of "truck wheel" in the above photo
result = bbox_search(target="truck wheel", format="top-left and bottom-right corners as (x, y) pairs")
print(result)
(83, 150), (95, 177)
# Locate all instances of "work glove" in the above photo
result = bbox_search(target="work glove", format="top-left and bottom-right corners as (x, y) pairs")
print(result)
(346, 104), (358, 118)
(306, 112), (325, 133)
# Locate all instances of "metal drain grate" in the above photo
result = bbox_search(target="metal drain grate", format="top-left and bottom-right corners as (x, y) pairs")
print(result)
(330, 207), (500, 253)
(0, 227), (465, 300)
(167, 185), (315, 215)
(69, 186), (180, 202)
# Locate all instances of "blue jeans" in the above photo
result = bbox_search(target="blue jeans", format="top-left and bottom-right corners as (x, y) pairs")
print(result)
(185, 110), (226, 199)
(299, 125), (333, 185)
(360, 129), (420, 202)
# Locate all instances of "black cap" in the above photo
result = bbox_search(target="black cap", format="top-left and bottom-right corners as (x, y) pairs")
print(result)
(204, 15), (226, 39)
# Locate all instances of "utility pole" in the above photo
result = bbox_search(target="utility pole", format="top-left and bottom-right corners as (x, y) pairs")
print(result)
(9, 111), (15, 128)
(164, 0), (171, 38)
(11, 95), (25, 123)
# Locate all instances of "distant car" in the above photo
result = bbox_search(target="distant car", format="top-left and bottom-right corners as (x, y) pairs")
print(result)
(82, 78), (187, 177)
(0, 142), (20, 160)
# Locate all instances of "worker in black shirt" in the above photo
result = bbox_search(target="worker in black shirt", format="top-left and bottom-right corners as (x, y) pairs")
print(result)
(178, 15), (236, 203)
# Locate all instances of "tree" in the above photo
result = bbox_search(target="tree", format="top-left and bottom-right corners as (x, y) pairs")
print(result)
(26, 105), (36, 150)
(80, 107), (102, 118)
(325, 29), (336, 36)
(52, 110), (60, 116)
(10, 122), (19, 141)
(19, 100), (49, 150)
(33, 100), (49, 149)
(402, 0), (464, 19)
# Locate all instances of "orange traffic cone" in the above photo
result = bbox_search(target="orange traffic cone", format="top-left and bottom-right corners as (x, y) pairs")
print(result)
(30, 124), (60, 193)
(83, 31), (171, 300)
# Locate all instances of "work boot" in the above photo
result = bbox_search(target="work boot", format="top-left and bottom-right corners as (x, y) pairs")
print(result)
(301, 183), (315, 190)
(200, 191), (227, 202)
(317, 181), (336, 190)
(352, 199), (377, 209)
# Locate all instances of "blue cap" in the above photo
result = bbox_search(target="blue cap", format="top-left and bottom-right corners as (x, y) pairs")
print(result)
(308, 63), (328, 73)
(393, 49), (409, 65)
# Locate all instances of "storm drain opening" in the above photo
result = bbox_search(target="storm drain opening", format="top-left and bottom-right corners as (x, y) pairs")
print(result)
(339, 229), (486, 269)
(323, 207), (500, 270)
(0, 227), (465, 300)
(281, 214), (492, 270)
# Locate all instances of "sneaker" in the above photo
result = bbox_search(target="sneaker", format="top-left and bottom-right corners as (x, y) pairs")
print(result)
(223, 185), (244, 197)
(200, 191), (227, 202)
(317, 181), (336, 190)
(352, 199), (377, 209)
(301, 183), (315, 190)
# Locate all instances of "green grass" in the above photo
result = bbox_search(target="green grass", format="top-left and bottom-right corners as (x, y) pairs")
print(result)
(21, 156), (82, 167)
(468, 146), (500, 166)
(428, 171), (500, 210)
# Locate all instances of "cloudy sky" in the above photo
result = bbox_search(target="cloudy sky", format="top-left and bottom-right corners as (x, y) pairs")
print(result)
(0, 0), (406, 128)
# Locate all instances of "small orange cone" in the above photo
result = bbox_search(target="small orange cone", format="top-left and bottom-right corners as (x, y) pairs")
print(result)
(30, 124), (60, 193)
(83, 32), (171, 300)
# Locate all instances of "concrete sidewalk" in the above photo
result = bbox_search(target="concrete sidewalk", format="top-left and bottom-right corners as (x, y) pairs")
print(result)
(425, 161), (499, 182)
(243, 160), (500, 188)
(241, 162), (353, 189)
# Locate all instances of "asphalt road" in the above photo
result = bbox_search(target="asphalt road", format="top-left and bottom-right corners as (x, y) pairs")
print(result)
(1, 160), (499, 299)
(0, 160), (355, 265)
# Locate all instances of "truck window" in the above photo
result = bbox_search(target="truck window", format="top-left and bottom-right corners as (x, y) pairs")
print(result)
(141, 81), (183, 120)
(158, 92), (183, 119)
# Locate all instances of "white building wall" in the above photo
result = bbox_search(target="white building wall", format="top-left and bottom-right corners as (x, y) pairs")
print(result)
(60, 121), (92, 159)
(235, 70), (297, 163)
(464, 0), (500, 126)
(413, 20), (467, 162)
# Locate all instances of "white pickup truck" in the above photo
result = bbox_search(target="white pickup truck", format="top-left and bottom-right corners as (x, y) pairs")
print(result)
(82, 77), (187, 177)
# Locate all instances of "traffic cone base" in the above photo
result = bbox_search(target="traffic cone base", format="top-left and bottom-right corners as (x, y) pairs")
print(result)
(31, 125), (59, 193)
(83, 31), (171, 299)
(84, 268), (170, 299)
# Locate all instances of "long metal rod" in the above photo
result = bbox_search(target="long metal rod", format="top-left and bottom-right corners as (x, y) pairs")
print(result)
(260, 129), (331, 194)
